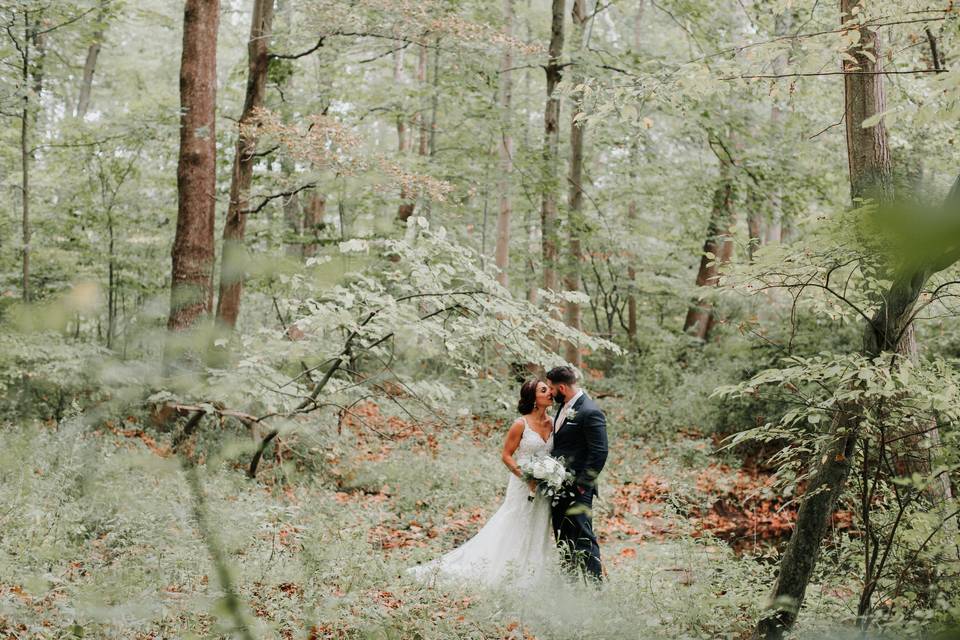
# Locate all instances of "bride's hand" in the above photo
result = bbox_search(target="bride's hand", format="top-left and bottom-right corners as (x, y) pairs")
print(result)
(527, 479), (538, 493)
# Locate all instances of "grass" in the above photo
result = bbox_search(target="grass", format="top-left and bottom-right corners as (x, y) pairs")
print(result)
(0, 404), (863, 639)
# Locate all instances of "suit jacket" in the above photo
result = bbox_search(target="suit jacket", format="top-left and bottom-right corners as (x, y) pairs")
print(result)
(552, 393), (608, 491)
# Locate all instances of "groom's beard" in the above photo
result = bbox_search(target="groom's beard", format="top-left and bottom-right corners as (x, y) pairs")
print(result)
(552, 392), (565, 404)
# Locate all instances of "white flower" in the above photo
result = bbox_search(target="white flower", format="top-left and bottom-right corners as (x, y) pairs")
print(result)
(339, 238), (369, 253)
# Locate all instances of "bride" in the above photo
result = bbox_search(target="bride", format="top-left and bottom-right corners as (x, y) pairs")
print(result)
(409, 379), (559, 587)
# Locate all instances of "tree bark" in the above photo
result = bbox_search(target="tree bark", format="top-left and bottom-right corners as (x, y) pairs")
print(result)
(215, 0), (272, 329)
(564, 0), (589, 367)
(275, 0), (303, 254)
(627, 191), (638, 340)
(302, 193), (326, 257)
(523, 0), (538, 305)
(75, 4), (108, 119)
(626, 1), (644, 340)
(494, 0), (514, 288)
(765, 13), (789, 245)
(417, 44), (429, 157)
(429, 42), (439, 158)
(841, 4), (891, 204)
(746, 192), (763, 262)
(683, 154), (736, 340)
(168, 0), (221, 331)
(541, 0), (565, 308)
(395, 48), (415, 222)
(18, 12), (44, 302)
(19, 28), (30, 302)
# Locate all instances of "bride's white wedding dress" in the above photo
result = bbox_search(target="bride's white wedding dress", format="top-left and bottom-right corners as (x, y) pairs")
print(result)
(409, 417), (558, 588)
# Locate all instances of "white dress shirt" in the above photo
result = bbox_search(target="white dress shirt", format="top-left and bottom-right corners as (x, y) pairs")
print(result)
(555, 389), (584, 433)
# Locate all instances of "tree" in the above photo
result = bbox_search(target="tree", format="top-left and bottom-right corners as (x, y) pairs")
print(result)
(75, 1), (110, 119)
(215, 0), (274, 329)
(683, 145), (736, 341)
(168, 0), (220, 331)
(625, 0), (644, 343)
(563, 0), (589, 366)
(541, 0), (564, 312)
(754, 5), (952, 637)
(395, 47), (414, 222)
(493, 0), (514, 288)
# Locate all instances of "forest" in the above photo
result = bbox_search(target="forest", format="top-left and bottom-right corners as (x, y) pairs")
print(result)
(1, 0), (959, 638)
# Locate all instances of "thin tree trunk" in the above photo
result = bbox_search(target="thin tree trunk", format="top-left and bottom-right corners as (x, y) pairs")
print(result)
(626, 2), (644, 341)
(168, 0), (221, 331)
(541, 0), (565, 308)
(417, 44), (429, 157)
(746, 194), (763, 262)
(429, 41), (439, 158)
(634, 0), (645, 44)
(302, 193), (326, 257)
(276, 0), (303, 254)
(523, 0), (538, 304)
(626, 199), (637, 340)
(20, 93), (30, 303)
(215, 0), (273, 329)
(395, 48), (415, 222)
(564, 0), (589, 367)
(19, 13), (35, 303)
(107, 209), (115, 348)
(765, 11), (793, 245)
(76, 4), (108, 118)
(683, 154), (736, 340)
(494, 0), (514, 288)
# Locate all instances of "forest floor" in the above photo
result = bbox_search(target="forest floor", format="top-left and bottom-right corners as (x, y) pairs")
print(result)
(0, 399), (856, 639)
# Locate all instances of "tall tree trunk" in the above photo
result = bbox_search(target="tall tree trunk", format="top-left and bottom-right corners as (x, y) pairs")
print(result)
(765, 21), (786, 245)
(107, 208), (115, 348)
(754, 7), (895, 637)
(429, 41), (439, 158)
(627, 159), (638, 341)
(75, 4), (108, 118)
(276, 0), (303, 254)
(20, 81), (30, 303)
(395, 48), (415, 222)
(523, 0), (538, 304)
(541, 0), (565, 311)
(564, 0), (589, 367)
(417, 44), (429, 157)
(215, 0), (273, 329)
(18, 12), (43, 302)
(683, 154), (736, 340)
(168, 0), (221, 331)
(494, 0), (514, 288)
(19, 31), (30, 303)
(626, 1), (644, 341)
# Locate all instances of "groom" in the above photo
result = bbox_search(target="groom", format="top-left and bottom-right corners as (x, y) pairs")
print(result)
(546, 365), (608, 583)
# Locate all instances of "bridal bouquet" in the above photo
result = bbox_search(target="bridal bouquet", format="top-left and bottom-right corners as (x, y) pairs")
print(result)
(518, 455), (573, 505)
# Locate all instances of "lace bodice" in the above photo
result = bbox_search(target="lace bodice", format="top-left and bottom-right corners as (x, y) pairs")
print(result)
(514, 417), (553, 464)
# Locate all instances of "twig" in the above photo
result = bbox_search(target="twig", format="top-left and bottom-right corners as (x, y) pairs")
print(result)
(722, 69), (946, 80)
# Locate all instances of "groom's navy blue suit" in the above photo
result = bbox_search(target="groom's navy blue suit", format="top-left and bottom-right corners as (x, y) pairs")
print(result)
(551, 392), (608, 581)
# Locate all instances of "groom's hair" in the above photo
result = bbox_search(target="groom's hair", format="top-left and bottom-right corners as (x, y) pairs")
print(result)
(545, 366), (577, 386)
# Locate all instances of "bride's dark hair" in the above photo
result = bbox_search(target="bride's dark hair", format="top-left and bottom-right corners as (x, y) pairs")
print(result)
(517, 379), (540, 415)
